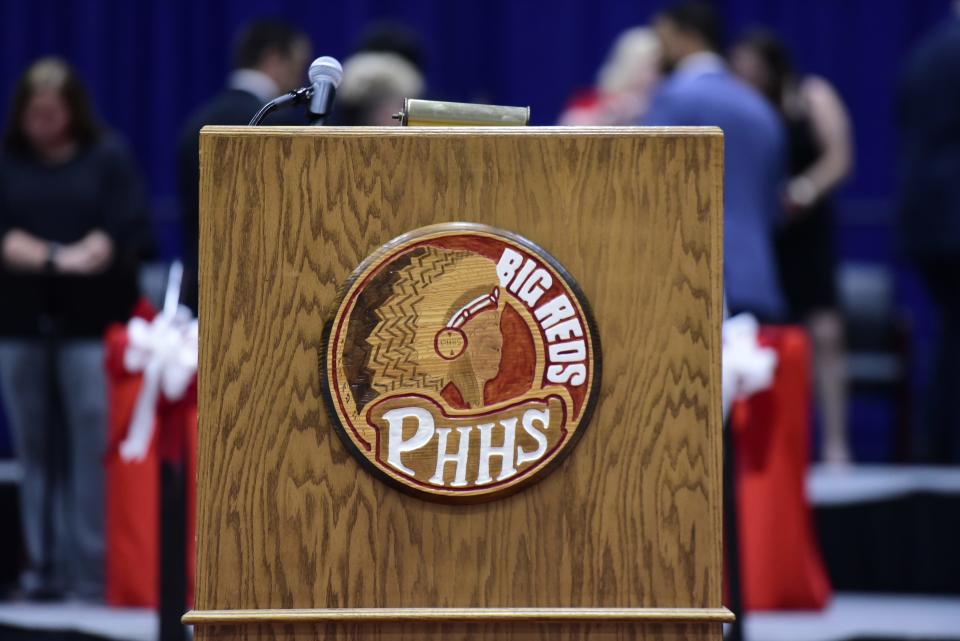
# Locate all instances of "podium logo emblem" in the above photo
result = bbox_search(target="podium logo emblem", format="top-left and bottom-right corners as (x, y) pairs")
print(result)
(322, 223), (600, 502)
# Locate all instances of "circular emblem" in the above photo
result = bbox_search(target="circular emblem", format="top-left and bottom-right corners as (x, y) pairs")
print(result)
(322, 223), (601, 502)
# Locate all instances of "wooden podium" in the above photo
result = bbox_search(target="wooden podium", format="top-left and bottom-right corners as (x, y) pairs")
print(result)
(183, 126), (729, 640)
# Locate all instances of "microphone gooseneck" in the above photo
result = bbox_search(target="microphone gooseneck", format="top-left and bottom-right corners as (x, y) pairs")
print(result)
(248, 86), (311, 126)
(247, 56), (343, 126)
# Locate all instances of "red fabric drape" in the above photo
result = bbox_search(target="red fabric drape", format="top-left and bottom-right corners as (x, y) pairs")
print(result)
(103, 314), (196, 607)
(104, 324), (158, 606)
(731, 326), (832, 610)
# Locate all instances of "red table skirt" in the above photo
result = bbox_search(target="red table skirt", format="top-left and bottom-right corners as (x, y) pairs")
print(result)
(731, 326), (831, 610)
(102, 320), (827, 609)
(103, 323), (196, 607)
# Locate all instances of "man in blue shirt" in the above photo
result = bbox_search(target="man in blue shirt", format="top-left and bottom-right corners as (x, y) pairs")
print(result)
(644, 1), (787, 321)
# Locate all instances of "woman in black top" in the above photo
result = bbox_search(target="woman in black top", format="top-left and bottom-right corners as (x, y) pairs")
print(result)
(0, 58), (150, 599)
(730, 31), (854, 464)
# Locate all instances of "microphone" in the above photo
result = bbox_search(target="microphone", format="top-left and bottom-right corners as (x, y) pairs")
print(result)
(307, 56), (343, 126)
(248, 56), (343, 126)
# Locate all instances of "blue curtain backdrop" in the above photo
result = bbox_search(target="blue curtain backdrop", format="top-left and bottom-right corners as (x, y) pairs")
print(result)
(1, 0), (952, 232)
(0, 0), (955, 458)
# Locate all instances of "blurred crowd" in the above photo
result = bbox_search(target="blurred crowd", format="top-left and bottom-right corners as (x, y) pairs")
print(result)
(0, 0), (958, 606)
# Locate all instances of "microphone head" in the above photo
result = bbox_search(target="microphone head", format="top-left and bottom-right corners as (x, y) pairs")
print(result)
(309, 56), (343, 89)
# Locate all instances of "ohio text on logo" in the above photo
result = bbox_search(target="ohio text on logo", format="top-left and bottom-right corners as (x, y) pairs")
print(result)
(322, 223), (600, 502)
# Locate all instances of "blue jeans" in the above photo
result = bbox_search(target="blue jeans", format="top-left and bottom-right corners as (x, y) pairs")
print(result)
(0, 339), (106, 599)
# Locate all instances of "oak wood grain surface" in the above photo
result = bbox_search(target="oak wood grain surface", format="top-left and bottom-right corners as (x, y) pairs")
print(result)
(195, 126), (723, 638)
(196, 621), (719, 641)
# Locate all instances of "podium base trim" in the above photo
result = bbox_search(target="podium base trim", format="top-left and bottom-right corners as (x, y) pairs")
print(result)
(183, 607), (734, 625)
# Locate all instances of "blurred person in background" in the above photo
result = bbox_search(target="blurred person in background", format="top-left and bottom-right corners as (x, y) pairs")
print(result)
(896, 5), (960, 464)
(644, 1), (786, 322)
(353, 20), (427, 79)
(0, 58), (150, 600)
(731, 30), (853, 464)
(559, 27), (661, 126)
(330, 21), (427, 126)
(333, 52), (424, 126)
(177, 20), (311, 312)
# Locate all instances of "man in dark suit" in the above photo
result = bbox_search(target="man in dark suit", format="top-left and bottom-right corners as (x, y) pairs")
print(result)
(896, 8), (960, 462)
(177, 20), (311, 311)
(643, 1), (787, 322)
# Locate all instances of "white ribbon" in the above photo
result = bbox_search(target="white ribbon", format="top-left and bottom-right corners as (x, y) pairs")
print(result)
(721, 313), (778, 420)
(118, 261), (199, 462)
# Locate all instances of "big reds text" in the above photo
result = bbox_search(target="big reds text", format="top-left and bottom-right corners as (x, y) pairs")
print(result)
(496, 248), (587, 386)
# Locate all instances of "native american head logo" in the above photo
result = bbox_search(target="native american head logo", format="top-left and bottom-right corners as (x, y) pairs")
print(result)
(323, 223), (600, 502)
